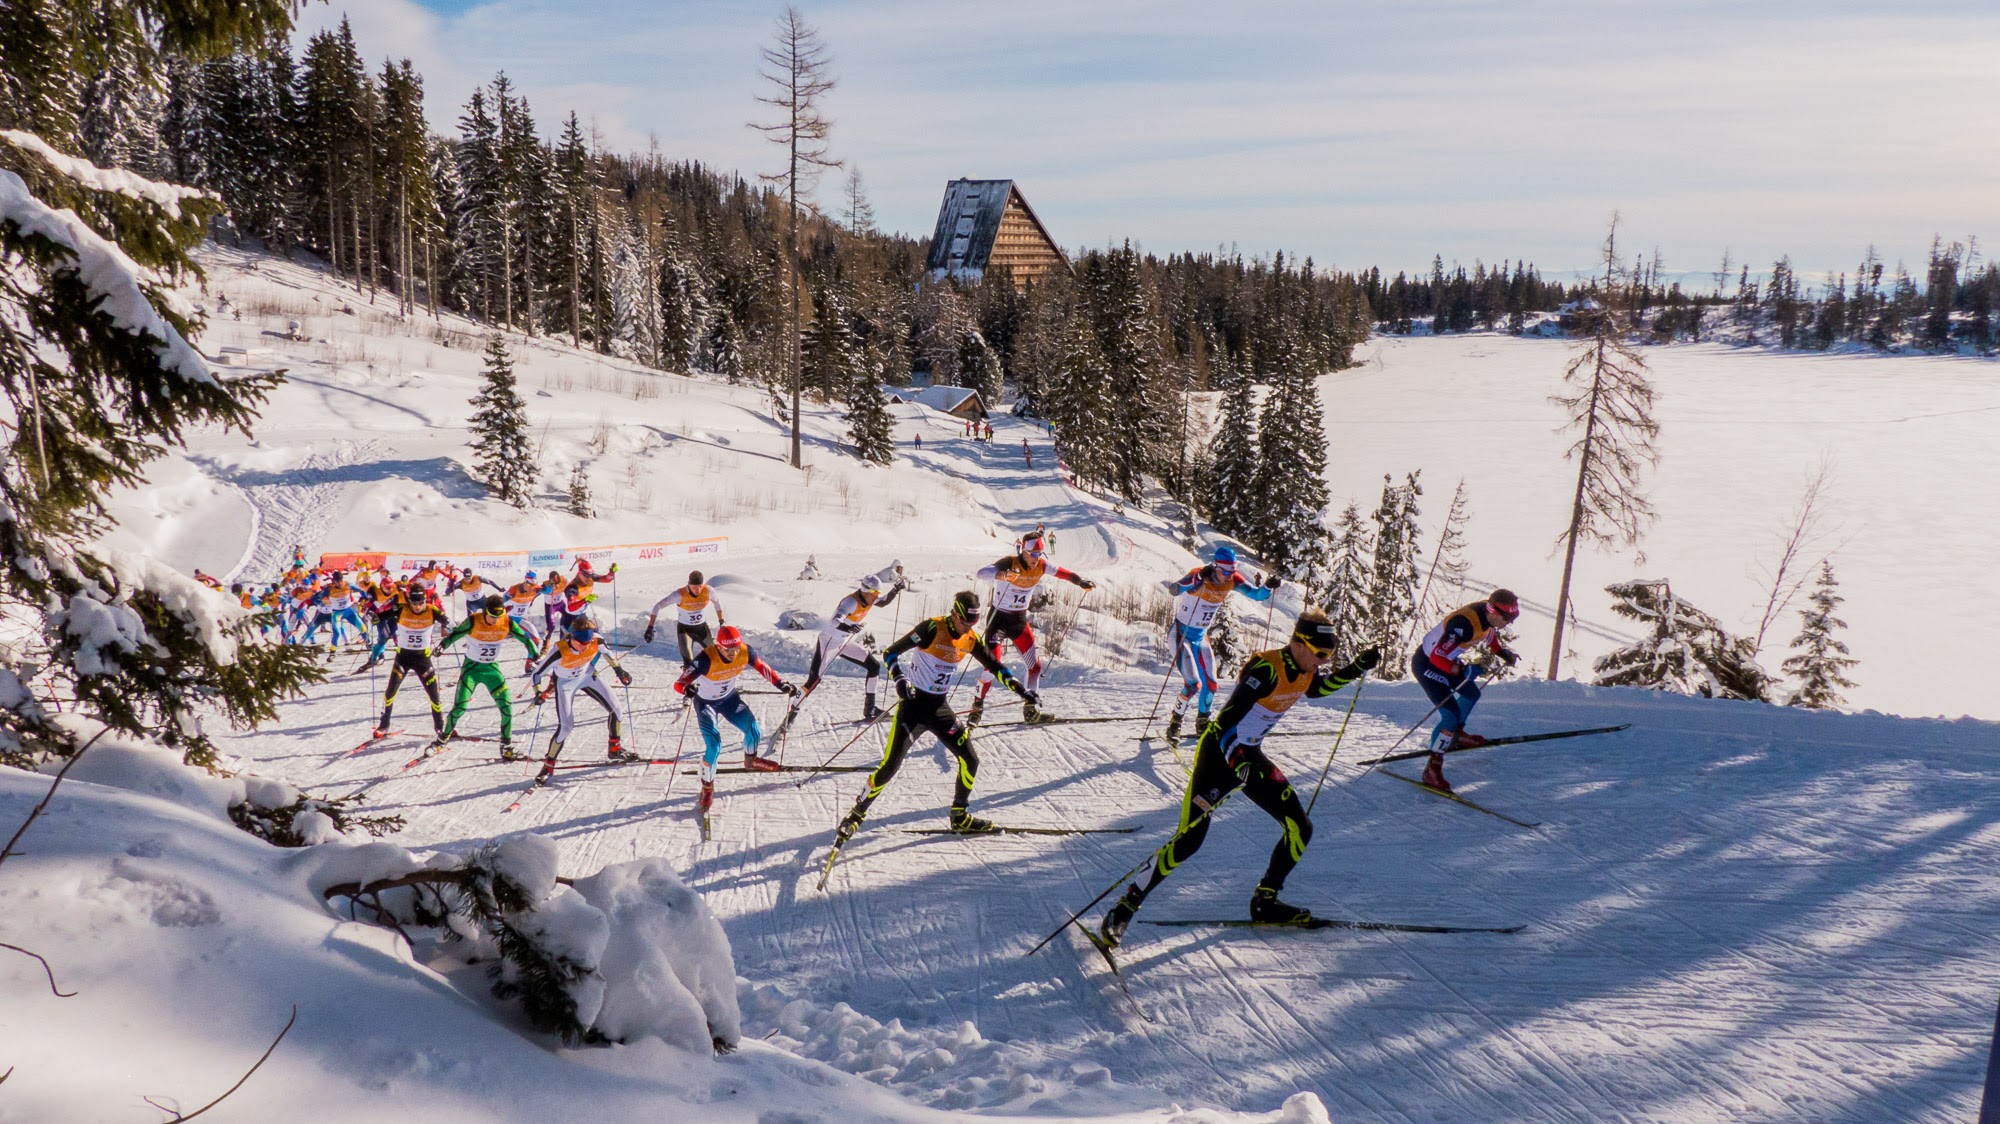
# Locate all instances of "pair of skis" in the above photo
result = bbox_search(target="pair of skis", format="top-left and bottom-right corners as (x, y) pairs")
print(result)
(1372, 723), (1632, 829)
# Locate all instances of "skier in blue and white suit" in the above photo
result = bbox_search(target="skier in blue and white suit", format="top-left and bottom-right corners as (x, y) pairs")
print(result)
(1162, 545), (1278, 741)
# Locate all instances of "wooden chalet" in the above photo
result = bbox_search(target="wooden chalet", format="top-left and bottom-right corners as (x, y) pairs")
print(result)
(925, 179), (1067, 288)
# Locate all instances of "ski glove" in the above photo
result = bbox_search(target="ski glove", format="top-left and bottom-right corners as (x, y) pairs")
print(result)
(524, 658), (537, 675)
(894, 676), (916, 703)
(614, 665), (633, 686)
(1263, 574), (1282, 590)
(1076, 577), (1097, 591)
(1355, 647), (1381, 671)
(1463, 663), (1484, 683)
(1496, 647), (1519, 668)
(780, 681), (801, 697)
(1015, 685), (1039, 705)
(643, 624), (656, 643)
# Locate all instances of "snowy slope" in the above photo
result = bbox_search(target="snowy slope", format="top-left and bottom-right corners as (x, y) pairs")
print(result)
(32, 247), (2000, 1121)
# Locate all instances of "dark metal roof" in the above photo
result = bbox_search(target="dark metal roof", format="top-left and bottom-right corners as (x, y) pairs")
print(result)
(924, 179), (1063, 278)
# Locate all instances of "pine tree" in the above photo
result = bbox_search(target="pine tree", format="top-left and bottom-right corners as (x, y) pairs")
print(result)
(801, 278), (860, 402)
(1045, 317), (1112, 491)
(0, 0), (322, 765)
(1321, 501), (1375, 657)
(1593, 579), (1771, 701)
(469, 336), (534, 507)
(845, 345), (896, 464)
(1205, 353), (1258, 539)
(566, 464), (594, 518)
(1365, 472), (1423, 680)
(1549, 217), (1659, 678)
(1423, 478), (1473, 621)
(1781, 561), (1857, 709)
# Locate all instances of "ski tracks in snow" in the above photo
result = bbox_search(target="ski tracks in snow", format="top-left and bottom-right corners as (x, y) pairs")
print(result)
(224, 438), (388, 582)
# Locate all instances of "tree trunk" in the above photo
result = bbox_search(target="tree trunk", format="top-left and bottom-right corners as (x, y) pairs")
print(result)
(1547, 339), (1608, 679)
(570, 200), (582, 348)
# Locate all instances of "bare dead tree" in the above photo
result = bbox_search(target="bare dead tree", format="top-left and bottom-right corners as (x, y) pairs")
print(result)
(751, 4), (842, 470)
(1548, 215), (1661, 679)
(143, 1005), (297, 1121)
(842, 166), (875, 235)
(1751, 458), (1835, 655)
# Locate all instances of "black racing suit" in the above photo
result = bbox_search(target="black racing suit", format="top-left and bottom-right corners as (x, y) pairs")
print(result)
(1131, 647), (1365, 904)
(850, 616), (1020, 821)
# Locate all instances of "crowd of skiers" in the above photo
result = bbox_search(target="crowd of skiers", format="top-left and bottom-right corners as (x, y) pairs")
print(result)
(244, 528), (1522, 944)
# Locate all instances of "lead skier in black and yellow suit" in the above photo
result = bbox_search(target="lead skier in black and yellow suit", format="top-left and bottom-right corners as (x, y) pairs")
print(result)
(1098, 609), (1379, 946)
(834, 590), (1036, 842)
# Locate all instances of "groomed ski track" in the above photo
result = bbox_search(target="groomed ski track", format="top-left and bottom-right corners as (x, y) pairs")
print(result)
(184, 250), (2000, 1120)
(226, 657), (2000, 1122)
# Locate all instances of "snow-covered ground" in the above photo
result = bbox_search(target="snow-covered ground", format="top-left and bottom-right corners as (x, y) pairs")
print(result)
(5, 248), (1996, 1121)
(1319, 333), (1997, 721)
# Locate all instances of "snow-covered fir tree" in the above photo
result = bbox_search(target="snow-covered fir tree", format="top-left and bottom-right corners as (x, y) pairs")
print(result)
(0, 0), (320, 765)
(566, 464), (594, 518)
(1205, 354), (1259, 541)
(608, 217), (660, 362)
(469, 335), (534, 507)
(1249, 322), (1332, 579)
(1781, 561), (1858, 709)
(1046, 317), (1113, 491)
(1321, 501), (1375, 657)
(1365, 471), (1423, 679)
(845, 345), (896, 465)
(657, 232), (709, 373)
(1593, 579), (1772, 701)
(802, 279), (860, 402)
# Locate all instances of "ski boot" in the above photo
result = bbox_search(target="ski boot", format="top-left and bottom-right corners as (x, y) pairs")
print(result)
(1195, 710), (1210, 735)
(742, 753), (783, 772)
(1099, 884), (1145, 949)
(606, 735), (638, 763)
(696, 782), (716, 812)
(1021, 700), (1055, 725)
(498, 740), (522, 762)
(1420, 751), (1452, 793)
(535, 756), (558, 784)
(1449, 730), (1489, 749)
(833, 807), (865, 846)
(965, 695), (985, 726)
(1249, 886), (1312, 925)
(370, 724), (391, 740)
(1163, 710), (1182, 742)
(861, 695), (880, 722)
(428, 729), (453, 755)
(948, 807), (997, 834)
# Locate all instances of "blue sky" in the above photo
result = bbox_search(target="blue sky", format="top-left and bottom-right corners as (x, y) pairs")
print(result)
(299, 0), (2000, 280)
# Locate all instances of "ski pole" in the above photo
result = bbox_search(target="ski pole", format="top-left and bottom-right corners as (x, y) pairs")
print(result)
(1304, 675), (1366, 816)
(1025, 798), (1229, 957)
(794, 706), (889, 788)
(1136, 634), (1184, 743)
(662, 697), (692, 800)
(1360, 679), (1468, 777)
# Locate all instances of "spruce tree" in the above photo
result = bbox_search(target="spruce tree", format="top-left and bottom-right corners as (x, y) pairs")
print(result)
(845, 345), (896, 465)
(1206, 353), (1258, 540)
(1321, 501), (1375, 657)
(1250, 319), (1331, 578)
(0, 0), (322, 764)
(470, 336), (534, 507)
(1365, 472), (1423, 680)
(1781, 561), (1857, 709)
(566, 464), (594, 518)
(1424, 478), (1473, 620)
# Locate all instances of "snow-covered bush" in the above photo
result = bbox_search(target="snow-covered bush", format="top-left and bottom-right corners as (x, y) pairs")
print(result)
(316, 835), (741, 1053)
(1593, 579), (1772, 701)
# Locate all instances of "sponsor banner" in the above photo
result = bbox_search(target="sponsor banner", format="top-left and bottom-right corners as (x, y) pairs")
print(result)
(321, 536), (727, 577)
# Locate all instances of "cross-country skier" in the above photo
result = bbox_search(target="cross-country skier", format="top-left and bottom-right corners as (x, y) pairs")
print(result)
(355, 576), (401, 672)
(434, 593), (541, 760)
(834, 590), (1037, 842)
(505, 571), (546, 641)
(1162, 546), (1278, 741)
(673, 625), (800, 810)
(545, 561), (617, 643)
(801, 567), (905, 720)
(967, 532), (1093, 725)
(529, 615), (634, 773)
(372, 578), (450, 740)
(1411, 589), (1521, 793)
(645, 571), (724, 666)
(1097, 611), (1378, 946)
(316, 571), (366, 650)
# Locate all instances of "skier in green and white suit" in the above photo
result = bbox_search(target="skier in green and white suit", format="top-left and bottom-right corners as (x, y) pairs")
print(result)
(435, 594), (542, 759)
